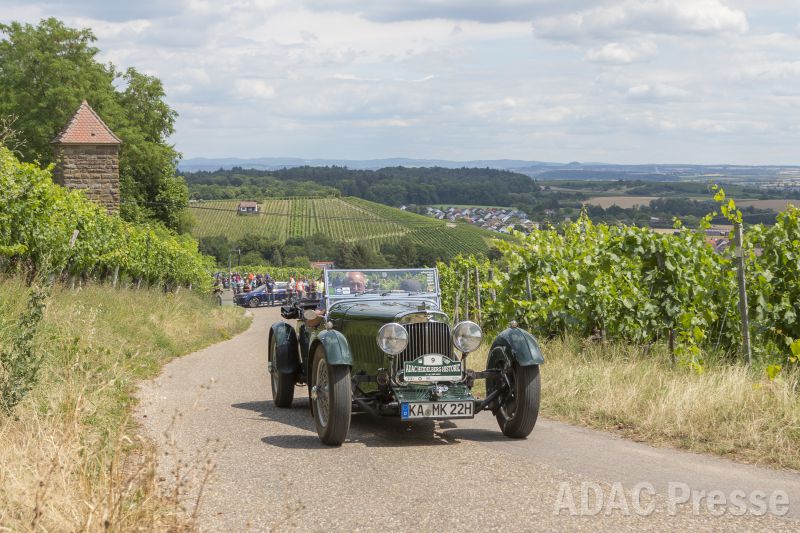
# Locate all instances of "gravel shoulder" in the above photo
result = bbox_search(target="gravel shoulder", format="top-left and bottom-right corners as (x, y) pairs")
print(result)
(137, 306), (800, 532)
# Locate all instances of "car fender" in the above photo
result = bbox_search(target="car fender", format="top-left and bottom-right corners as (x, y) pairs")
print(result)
(487, 327), (545, 368)
(311, 329), (353, 367)
(269, 321), (300, 375)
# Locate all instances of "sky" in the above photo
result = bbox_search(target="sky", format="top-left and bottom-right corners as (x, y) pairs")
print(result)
(1, 0), (799, 164)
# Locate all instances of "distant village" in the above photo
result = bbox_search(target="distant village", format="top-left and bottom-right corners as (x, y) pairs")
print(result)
(758, 174), (800, 191)
(411, 205), (539, 235)
(409, 204), (736, 254)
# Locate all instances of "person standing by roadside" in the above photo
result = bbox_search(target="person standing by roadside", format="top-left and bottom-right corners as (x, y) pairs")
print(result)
(316, 275), (325, 297)
(265, 275), (275, 306)
(307, 276), (317, 298)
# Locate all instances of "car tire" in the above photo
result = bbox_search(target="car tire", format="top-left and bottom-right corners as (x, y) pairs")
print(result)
(269, 333), (295, 408)
(310, 345), (351, 446)
(248, 296), (260, 308)
(495, 364), (540, 438)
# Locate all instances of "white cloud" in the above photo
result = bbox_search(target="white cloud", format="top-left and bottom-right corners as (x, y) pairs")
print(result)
(736, 61), (800, 81)
(298, 0), (595, 23)
(586, 41), (657, 63)
(532, 0), (749, 41)
(1, 0), (799, 164)
(233, 79), (276, 100)
(626, 83), (689, 100)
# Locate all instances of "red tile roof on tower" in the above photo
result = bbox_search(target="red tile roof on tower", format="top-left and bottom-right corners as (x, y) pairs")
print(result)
(51, 100), (122, 145)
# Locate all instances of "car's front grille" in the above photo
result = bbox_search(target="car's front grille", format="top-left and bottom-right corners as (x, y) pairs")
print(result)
(393, 322), (453, 374)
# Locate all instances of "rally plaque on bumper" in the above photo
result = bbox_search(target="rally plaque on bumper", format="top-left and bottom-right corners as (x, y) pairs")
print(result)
(401, 401), (474, 420)
(403, 354), (462, 382)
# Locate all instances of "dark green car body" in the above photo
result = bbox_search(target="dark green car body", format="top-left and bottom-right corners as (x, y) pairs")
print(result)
(267, 268), (544, 446)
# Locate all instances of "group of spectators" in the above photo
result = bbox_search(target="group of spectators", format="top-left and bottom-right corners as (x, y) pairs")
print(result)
(287, 275), (325, 300)
(214, 271), (275, 294)
(212, 272), (326, 304)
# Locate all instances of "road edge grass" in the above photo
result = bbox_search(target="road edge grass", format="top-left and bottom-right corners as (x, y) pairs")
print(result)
(0, 278), (251, 531)
(469, 337), (800, 471)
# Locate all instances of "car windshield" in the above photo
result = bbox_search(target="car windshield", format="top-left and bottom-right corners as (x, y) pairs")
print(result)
(325, 268), (439, 302)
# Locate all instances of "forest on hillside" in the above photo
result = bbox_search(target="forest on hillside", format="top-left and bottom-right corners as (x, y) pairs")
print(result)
(184, 166), (541, 207)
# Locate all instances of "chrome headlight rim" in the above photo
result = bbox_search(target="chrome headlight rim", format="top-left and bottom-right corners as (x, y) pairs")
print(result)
(452, 320), (483, 353)
(376, 322), (408, 355)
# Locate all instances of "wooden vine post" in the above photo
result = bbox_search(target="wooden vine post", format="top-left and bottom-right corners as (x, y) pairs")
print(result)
(454, 277), (464, 323)
(656, 250), (676, 366)
(474, 266), (482, 325)
(465, 269), (470, 321)
(734, 223), (752, 365)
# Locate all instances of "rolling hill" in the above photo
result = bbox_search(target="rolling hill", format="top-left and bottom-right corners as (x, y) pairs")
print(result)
(189, 196), (502, 256)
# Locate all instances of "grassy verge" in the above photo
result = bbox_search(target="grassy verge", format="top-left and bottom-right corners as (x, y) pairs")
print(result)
(469, 337), (800, 470)
(0, 279), (251, 531)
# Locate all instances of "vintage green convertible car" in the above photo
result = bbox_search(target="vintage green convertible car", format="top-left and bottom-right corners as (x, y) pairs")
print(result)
(267, 268), (543, 446)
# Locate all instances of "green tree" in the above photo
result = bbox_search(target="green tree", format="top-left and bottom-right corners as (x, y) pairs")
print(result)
(198, 235), (232, 265)
(0, 19), (115, 164)
(239, 251), (266, 266)
(234, 233), (281, 263)
(335, 242), (386, 268)
(286, 256), (311, 268)
(0, 18), (187, 232)
(380, 237), (417, 267)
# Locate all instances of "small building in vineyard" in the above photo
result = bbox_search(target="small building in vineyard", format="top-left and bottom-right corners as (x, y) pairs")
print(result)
(238, 201), (260, 214)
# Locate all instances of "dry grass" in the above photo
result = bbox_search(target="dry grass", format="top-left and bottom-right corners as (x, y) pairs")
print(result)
(0, 279), (251, 531)
(468, 337), (800, 470)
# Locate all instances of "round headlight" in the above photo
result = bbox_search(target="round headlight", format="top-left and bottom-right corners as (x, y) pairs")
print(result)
(452, 321), (482, 353)
(376, 323), (408, 355)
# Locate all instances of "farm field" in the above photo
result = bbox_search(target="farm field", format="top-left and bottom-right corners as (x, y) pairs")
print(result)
(585, 195), (658, 208)
(190, 196), (497, 254)
(736, 199), (799, 212)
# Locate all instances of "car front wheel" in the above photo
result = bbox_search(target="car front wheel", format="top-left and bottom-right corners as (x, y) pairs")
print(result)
(248, 296), (260, 308)
(310, 345), (351, 446)
(269, 333), (295, 408)
(496, 363), (540, 438)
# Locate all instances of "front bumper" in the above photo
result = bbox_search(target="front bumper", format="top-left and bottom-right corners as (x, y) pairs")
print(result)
(350, 370), (507, 419)
(392, 382), (474, 404)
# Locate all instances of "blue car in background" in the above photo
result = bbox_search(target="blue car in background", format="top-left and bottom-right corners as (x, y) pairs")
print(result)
(234, 282), (289, 308)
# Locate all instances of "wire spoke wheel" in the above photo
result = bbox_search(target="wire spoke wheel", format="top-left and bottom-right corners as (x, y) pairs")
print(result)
(311, 345), (351, 446)
(499, 364), (518, 421)
(269, 335), (279, 396)
(495, 360), (541, 439)
(315, 359), (330, 427)
(269, 332), (295, 408)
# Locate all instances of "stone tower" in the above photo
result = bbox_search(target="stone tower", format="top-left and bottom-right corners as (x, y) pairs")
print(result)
(51, 100), (122, 213)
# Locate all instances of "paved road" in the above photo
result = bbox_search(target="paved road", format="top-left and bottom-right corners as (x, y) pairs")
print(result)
(137, 306), (800, 532)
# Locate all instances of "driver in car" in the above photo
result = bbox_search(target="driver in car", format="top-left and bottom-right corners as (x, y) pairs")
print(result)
(307, 271), (367, 326)
(343, 271), (367, 293)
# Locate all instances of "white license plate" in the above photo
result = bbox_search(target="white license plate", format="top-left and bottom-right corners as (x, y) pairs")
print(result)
(401, 401), (474, 420)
